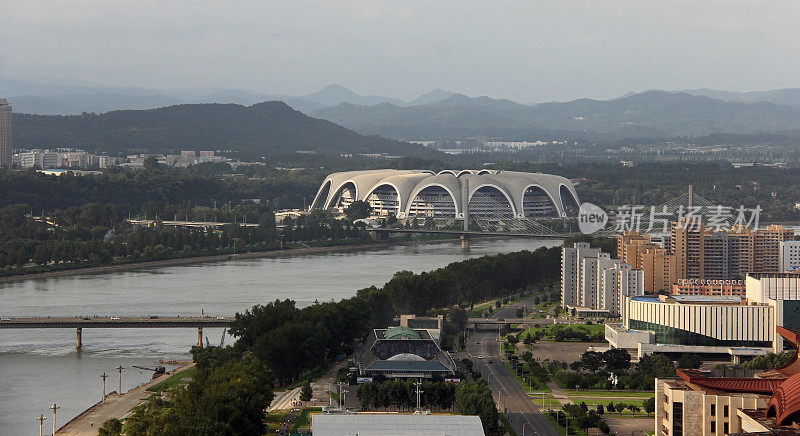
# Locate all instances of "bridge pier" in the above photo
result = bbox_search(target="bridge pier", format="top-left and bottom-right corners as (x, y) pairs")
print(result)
(76, 327), (82, 349)
(460, 235), (471, 252)
(197, 327), (203, 348)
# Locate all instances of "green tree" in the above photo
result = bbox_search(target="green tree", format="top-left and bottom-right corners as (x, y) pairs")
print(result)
(455, 379), (500, 434)
(677, 353), (702, 369)
(98, 418), (123, 436)
(300, 381), (313, 402)
(580, 351), (604, 372)
(344, 200), (372, 221)
(602, 348), (632, 371)
(643, 397), (656, 415)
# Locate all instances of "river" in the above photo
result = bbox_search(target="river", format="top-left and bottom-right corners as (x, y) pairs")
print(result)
(0, 237), (559, 434)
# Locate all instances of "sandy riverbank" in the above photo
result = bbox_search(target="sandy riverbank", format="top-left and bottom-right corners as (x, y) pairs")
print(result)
(0, 236), (470, 284)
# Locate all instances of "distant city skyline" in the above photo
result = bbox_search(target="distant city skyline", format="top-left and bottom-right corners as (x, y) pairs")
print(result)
(3, 1), (800, 103)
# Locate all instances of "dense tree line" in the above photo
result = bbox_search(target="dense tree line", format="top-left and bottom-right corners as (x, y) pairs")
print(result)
(383, 247), (560, 314)
(454, 379), (502, 435)
(356, 379), (456, 412)
(735, 351), (796, 370)
(550, 350), (673, 391)
(0, 165), (324, 211)
(229, 288), (394, 386)
(0, 202), (366, 274)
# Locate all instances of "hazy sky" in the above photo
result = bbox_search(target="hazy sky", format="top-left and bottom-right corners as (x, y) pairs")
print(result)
(2, 0), (799, 103)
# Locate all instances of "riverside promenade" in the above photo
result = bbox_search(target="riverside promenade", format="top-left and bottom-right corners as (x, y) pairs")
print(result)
(57, 364), (194, 435)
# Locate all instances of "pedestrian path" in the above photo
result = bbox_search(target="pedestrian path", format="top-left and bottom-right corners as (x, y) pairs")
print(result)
(546, 381), (574, 406)
(58, 364), (194, 435)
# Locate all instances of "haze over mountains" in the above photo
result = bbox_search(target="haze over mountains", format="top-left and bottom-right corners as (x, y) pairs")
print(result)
(6, 77), (800, 147)
(315, 90), (800, 140)
(0, 78), (455, 115)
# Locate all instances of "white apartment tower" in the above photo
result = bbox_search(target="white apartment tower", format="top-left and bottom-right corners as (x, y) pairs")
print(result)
(562, 242), (644, 316)
(778, 241), (800, 272)
(562, 242), (600, 308)
(0, 99), (11, 168)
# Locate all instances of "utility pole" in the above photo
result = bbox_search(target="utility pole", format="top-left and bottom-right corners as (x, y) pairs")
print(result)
(116, 365), (125, 394)
(35, 414), (46, 436)
(336, 382), (348, 409)
(100, 372), (108, 402)
(414, 380), (424, 410)
(50, 403), (60, 436)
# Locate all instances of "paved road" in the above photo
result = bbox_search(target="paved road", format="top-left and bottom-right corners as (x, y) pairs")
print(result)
(460, 298), (561, 436)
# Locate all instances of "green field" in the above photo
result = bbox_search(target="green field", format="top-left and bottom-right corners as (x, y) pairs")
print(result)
(265, 410), (290, 435)
(565, 390), (654, 398)
(518, 323), (606, 342)
(145, 366), (197, 394)
(504, 362), (549, 391)
(290, 407), (323, 431)
(544, 411), (588, 436)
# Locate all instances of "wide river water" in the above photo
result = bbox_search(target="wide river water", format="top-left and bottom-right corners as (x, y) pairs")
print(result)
(0, 237), (559, 434)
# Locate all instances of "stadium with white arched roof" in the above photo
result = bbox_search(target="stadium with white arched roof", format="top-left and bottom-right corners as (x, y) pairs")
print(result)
(310, 169), (580, 220)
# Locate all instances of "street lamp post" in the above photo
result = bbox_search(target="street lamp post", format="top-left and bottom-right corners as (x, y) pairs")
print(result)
(50, 403), (60, 436)
(100, 372), (108, 402)
(116, 365), (124, 395)
(35, 414), (46, 436)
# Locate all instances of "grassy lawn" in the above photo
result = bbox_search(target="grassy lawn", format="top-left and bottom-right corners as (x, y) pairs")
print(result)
(565, 390), (654, 398)
(533, 397), (564, 408)
(544, 411), (587, 436)
(504, 362), (549, 391)
(518, 323), (606, 342)
(264, 410), (290, 434)
(145, 366), (197, 394)
(290, 407), (323, 432)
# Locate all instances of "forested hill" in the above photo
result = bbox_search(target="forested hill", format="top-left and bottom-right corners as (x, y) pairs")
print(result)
(12, 101), (442, 160)
(314, 91), (800, 140)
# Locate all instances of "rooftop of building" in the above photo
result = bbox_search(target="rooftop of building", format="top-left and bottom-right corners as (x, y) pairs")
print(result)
(378, 326), (426, 341)
(738, 409), (800, 435)
(311, 413), (485, 436)
(630, 294), (747, 305)
(748, 272), (800, 279)
(676, 368), (783, 395)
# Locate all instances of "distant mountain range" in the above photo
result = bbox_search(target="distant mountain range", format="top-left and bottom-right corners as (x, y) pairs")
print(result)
(0, 78), (455, 115)
(7, 77), (800, 142)
(313, 91), (800, 140)
(12, 101), (442, 160)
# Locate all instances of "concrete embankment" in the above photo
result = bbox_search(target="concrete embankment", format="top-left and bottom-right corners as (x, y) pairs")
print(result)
(57, 364), (194, 435)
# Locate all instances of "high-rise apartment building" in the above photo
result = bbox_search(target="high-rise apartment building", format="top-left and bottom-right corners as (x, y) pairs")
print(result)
(617, 231), (651, 268)
(754, 225), (794, 273)
(639, 245), (676, 293)
(0, 99), (11, 168)
(562, 242), (600, 308)
(617, 231), (676, 293)
(670, 220), (792, 281)
(779, 241), (800, 272)
(562, 243), (643, 316)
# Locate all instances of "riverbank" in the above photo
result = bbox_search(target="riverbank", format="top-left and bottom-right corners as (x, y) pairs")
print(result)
(57, 363), (194, 435)
(0, 235), (478, 284)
